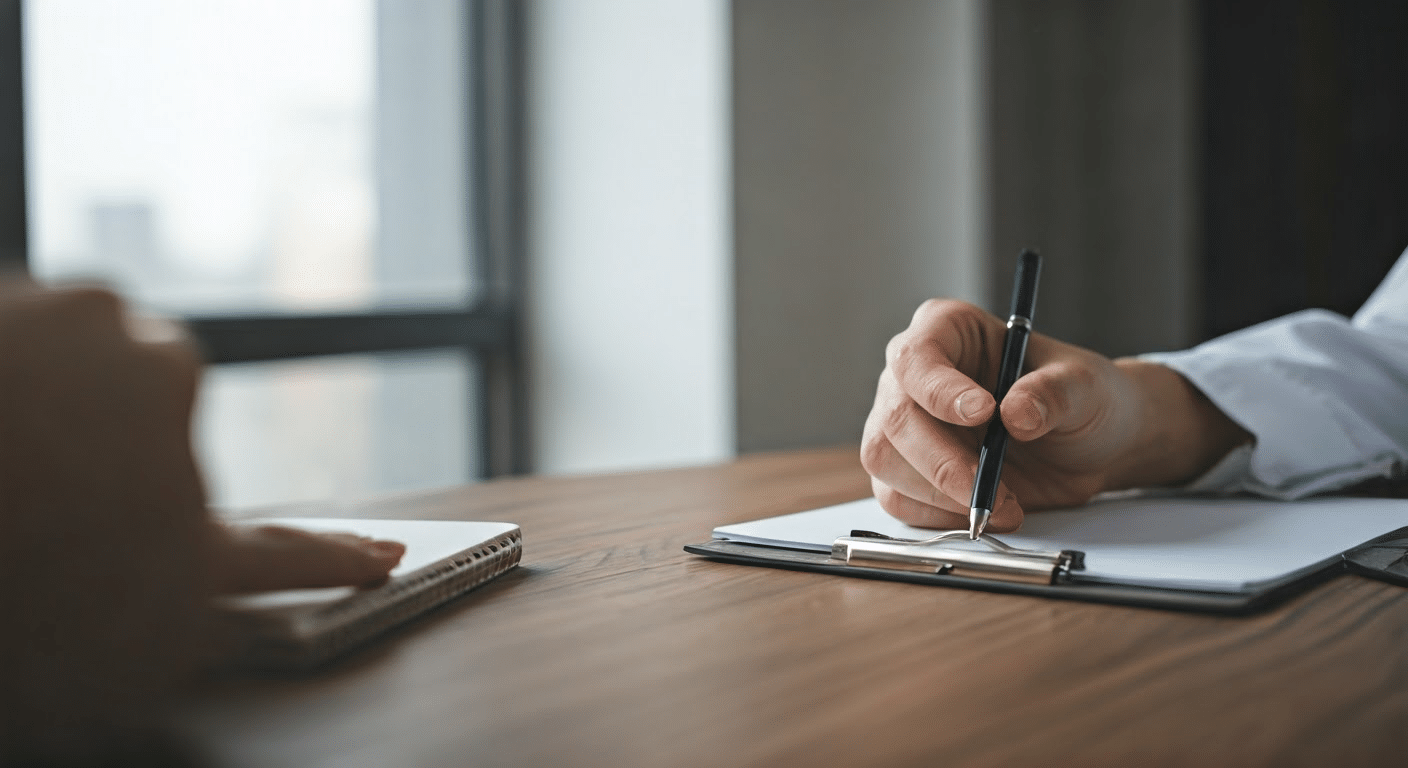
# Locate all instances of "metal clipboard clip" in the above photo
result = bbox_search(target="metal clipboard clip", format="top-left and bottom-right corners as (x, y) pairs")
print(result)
(830, 529), (1085, 585)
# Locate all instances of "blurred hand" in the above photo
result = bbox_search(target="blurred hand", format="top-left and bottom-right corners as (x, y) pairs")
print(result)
(0, 282), (403, 756)
(213, 523), (406, 594)
(861, 299), (1249, 531)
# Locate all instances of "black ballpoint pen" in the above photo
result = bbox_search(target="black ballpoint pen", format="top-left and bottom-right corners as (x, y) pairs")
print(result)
(969, 250), (1043, 539)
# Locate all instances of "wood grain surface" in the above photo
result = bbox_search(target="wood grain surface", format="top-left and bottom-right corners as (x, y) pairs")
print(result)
(182, 447), (1408, 768)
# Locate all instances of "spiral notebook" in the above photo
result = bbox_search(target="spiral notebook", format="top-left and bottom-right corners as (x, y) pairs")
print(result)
(217, 518), (522, 670)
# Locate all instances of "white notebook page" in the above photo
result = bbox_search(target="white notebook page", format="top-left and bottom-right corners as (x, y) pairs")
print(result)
(713, 496), (1408, 593)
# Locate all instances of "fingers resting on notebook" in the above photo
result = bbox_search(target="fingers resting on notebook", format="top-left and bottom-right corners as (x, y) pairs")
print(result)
(211, 524), (407, 594)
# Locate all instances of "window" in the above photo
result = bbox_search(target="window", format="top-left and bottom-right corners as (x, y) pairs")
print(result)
(14, 0), (524, 509)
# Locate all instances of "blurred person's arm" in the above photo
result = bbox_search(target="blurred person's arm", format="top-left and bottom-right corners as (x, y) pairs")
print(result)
(863, 249), (1408, 530)
(0, 283), (404, 760)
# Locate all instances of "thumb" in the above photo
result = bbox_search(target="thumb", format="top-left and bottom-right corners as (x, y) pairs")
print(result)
(1001, 358), (1102, 442)
(213, 524), (406, 594)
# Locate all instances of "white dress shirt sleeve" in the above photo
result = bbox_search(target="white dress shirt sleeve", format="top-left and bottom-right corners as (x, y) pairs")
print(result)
(1142, 248), (1408, 499)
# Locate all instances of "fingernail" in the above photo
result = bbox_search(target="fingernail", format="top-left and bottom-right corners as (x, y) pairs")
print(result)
(1009, 396), (1048, 432)
(362, 539), (406, 562)
(955, 390), (984, 423)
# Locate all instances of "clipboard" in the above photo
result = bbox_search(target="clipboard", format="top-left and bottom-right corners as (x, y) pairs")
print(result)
(684, 497), (1408, 615)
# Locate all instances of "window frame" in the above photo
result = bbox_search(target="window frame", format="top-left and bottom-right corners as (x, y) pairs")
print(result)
(5, 0), (528, 480)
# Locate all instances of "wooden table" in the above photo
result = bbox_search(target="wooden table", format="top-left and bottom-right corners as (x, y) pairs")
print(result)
(184, 447), (1408, 767)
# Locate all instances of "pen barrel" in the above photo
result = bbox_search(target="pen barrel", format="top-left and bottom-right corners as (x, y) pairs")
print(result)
(971, 249), (1041, 515)
(970, 324), (1029, 510)
(1010, 249), (1042, 321)
(970, 419), (1010, 510)
(991, 323), (1031, 403)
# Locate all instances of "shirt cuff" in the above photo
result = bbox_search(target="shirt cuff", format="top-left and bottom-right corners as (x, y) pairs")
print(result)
(1143, 313), (1403, 499)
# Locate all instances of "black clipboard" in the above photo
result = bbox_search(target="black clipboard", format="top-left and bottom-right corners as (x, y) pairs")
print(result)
(685, 525), (1408, 616)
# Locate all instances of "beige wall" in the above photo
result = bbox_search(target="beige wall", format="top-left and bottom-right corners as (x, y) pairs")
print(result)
(733, 0), (1199, 455)
(733, 0), (987, 453)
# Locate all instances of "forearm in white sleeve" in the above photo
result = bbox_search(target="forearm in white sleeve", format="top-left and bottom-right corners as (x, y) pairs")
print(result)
(1143, 248), (1408, 499)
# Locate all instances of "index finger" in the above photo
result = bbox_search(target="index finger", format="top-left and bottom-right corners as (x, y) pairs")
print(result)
(886, 299), (999, 428)
(213, 524), (407, 594)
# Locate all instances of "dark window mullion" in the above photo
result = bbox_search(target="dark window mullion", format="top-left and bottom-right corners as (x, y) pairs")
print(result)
(470, 0), (527, 476)
(185, 307), (512, 365)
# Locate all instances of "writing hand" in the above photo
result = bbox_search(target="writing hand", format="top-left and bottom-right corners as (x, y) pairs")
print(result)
(861, 299), (1248, 531)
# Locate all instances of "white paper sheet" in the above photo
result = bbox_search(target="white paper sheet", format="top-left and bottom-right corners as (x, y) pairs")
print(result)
(712, 496), (1408, 592)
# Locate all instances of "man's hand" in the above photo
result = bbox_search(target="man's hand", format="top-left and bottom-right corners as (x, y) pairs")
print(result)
(861, 299), (1250, 531)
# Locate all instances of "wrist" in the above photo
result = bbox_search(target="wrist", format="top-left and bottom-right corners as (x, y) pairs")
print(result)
(1104, 358), (1251, 492)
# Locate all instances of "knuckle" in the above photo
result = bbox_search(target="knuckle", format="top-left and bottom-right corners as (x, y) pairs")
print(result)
(911, 297), (948, 324)
(1070, 363), (1103, 397)
(1062, 357), (1100, 391)
(885, 331), (917, 370)
(131, 343), (203, 415)
(913, 297), (957, 323)
(886, 333), (943, 385)
(873, 483), (921, 524)
(57, 286), (125, 321)
(879, 399), (915, 437)
(915, 298), (986, 329)
(1038, 359), (1095, 412)
(873, 366), (895, 400)
(859, 432), (889, 476)
(913, 370), (951, 412)
(32, 287), (127, 343)
(873, 483), (906, 519)
(928, 454), (970, 497)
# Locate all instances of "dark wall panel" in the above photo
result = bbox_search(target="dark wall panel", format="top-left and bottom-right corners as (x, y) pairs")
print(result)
(1201, 0), (1408, 339)
(0, 0), (24, 267)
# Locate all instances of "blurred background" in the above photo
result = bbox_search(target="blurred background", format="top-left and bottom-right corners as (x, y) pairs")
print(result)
(10, 0), (1408, 510)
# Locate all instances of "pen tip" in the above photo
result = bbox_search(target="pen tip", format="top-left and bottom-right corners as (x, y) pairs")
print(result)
(968, 508), (991, 541)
